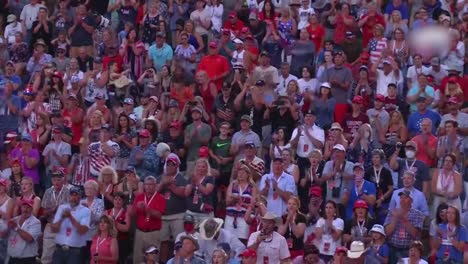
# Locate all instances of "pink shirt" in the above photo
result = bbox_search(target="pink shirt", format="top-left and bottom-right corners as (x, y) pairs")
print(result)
(90, 235), (116, 264)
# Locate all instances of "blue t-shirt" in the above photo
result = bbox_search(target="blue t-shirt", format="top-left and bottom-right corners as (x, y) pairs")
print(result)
(344, 180), (377, 220)
(384, 3), (409, 20)
(148, 43), (174, 72)
(407, 109), (441, 136)
(365, 243), (390, 262)
(436, 224), (468, 261)
(407, 85), (435, 112)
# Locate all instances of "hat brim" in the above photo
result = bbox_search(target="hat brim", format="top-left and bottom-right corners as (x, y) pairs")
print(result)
(347, 250), (366, 259)
(199, 218), (224, 240)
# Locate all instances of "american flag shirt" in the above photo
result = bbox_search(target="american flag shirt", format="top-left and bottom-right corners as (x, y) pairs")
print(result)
(88, 140), (120, 177)
(368, 37), (388, 64)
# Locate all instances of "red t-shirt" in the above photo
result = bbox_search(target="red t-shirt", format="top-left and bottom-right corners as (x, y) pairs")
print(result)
(412, 135), (438, 167)
(360, 14), (385, 47)
(341, 112), (370, 136)
(103, 55), (124, 73)
(439, 76), (468, 102)
(223, 20), (245, 37)
(197, 55), (230, 90)
(306, 24), (325, 52)
(133, 192), (166, 231)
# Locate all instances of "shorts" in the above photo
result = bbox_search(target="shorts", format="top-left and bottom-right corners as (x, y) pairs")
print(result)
(160, 213), (185, 241)
(224, 215), (249, 239)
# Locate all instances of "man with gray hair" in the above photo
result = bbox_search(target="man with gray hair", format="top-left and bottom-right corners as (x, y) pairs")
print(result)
(411, 118), (438, 167)
(132, 176), (166, 263)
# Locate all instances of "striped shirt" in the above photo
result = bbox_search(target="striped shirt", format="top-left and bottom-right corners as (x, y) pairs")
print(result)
(88, 140), (120, 177)
(368, 38), (388, 64)
(384, 208), (424, 248)
(226, 182), (254, 217)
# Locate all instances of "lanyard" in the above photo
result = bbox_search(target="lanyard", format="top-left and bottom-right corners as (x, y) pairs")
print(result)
(356, 220), (365, 236)
(52, 187), (64, 204)
(440, 171), (453, 190)
(112, 208), (123, 220)
(105, 184), (112, 193)
(355, 182), (364, 197)
(144, 192), (157, 207)
(95, 236), (107, 253)
(373, 166), (382, 184)
(405, 159), (416, 171)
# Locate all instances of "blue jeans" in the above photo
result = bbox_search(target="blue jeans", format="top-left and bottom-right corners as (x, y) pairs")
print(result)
(52, 245), (82, 264)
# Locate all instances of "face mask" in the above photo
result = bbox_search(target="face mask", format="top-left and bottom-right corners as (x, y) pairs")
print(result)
(184, 223), (195, 233)
(405, 150), (415, 159)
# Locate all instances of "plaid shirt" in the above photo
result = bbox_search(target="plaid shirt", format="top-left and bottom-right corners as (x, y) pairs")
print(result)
(384, 208), (424, 248)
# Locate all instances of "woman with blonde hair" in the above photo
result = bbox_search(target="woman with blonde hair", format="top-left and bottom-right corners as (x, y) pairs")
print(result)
(0, 178), (13, 264)
(324, 123), (348, 160)
(438, 81), (464, 113)
(14, 177), (41, 217)
(184, 158), (215, 224)
(82, 179), (105, 262)
(384, 10), (409, 39)
(225, 164), (257, 243)
(299, 150), (325, 212)
(90, 215), (119, 264)
(211, 248), (229, 264)
(278, 196), (307, 260)
(84, 110), (106, 144)
(431, 154), (462, 216)
(99, 166), (119, 210)
(383, 110), (408, 157)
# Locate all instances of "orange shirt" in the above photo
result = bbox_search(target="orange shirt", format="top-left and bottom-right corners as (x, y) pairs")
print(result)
(133, 192), (166, 230)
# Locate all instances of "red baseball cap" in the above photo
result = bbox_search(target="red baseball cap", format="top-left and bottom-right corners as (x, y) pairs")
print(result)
(448, 76), (458, 83)
(139, 129), (151, 138)
(241, 27), (249, 33)
(208, 41), (218, 49)
(375, 94), (385, 102)
(198, 146), (209, 158)
(353, 200), (368, 210)
(228, 11), (237, 18)
(336, 246), (348, 254)
(352, 95), (364, 104)
(309, 185), (322, 197)
(166, 154), (180, 166)
(239, 249), (256, 258)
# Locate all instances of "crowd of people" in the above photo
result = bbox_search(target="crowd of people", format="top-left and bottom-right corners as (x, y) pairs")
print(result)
(0, 0), (467, 263)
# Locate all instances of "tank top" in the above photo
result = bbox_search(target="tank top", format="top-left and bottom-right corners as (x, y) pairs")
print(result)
(226, 182), (253, 217)
(436, 170), (455, 193)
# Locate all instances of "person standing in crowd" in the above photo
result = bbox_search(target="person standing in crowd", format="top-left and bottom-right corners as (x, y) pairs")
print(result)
(259, 158), (297, 217)
(128, 129), (159, 181)
(132, 176), (166, 264)
(384, 190), (425, 263)
(2, 198), (41, 263)
(89, 215), (119, 264)
(158, 153), (188, 263)
(388, 171), (430, 216)
(197, 218), (245, 261)
(41, 169), (69, 264)
(247, 212), (291, 263)
(87, 125), (120, 178)
(51, 186), (91, 264)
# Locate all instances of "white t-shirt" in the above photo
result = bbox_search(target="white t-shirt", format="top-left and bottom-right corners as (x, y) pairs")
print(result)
(232, 49), (245, 69)
(297, 78), (318, 94)
(291, 124), (325, 158)
(4, 22), (23, 44)
(406, 65), (430, 87)
(400, 258), (428, 264)
(298, 7), (315, 30)
(376, 69), (403, 96)
(20, 4), (44, 30)
(64, 71), (85, 90)
(190, 8), (211, 35)
(315, 217), (344, 256)
(205, 4), (224, 32)
(43, 141), (72, 169)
